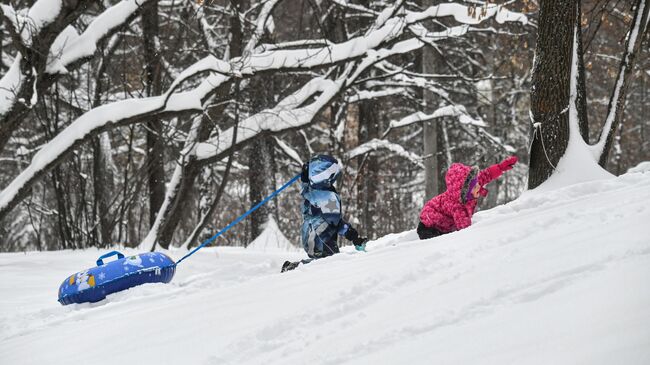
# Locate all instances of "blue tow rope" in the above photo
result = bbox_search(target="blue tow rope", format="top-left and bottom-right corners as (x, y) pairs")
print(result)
(175, 174), (301, 265)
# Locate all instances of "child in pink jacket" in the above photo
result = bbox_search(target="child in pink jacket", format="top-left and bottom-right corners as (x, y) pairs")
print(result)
(417, 156), (518, 239)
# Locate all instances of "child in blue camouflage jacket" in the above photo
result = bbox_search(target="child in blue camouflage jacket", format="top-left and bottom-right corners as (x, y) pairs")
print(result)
(282, 155), (367, 272)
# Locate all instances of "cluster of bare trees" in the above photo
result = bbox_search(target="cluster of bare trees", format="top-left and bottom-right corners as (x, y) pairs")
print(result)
(0, 0), (647, 252)
(529, 0), (649, 188)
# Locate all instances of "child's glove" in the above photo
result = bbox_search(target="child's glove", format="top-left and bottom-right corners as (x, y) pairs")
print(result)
(345, 226), (368, 251)
(498, 156), (518, 171)
(353, 237), (368, 252)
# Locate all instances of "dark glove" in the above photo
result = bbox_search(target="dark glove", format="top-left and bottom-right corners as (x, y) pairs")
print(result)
(352, 236), (368, 247)
(354, 241), (367, 252)
(344, 226), (360, 241)
(344, 226), (366, 244)
(498, 156), (518, 171)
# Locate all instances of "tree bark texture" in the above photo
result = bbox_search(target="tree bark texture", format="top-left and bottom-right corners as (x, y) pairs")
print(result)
(421, 0), (443, 198)
(142, 1), (166, 228)
(598, 0), (649, 166)
(248, 134), (278, 242)
(357, 99), (380, 238)
(528, 0), (577, 189)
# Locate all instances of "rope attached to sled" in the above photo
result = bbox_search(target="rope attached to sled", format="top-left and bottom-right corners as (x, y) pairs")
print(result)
(175, 173), (301, 265)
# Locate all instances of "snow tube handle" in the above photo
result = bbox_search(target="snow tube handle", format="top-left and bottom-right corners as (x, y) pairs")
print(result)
(96, 251), (125, 266)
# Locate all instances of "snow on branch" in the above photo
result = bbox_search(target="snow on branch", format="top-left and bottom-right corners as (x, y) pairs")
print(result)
(408, 23), (471, 42)
(328, 0), (378, 15)
(244, 0), (282, 56)
(590, 0), (649, 161)
(192, 2), (526, 162)
(194, 77), (340, 161)
(46, 0), (153, 74)
(346, 88), (409, 103)
(0, 56), (23, 115)
(372, 62), (451, 100)
(236, 2), (526, 74)
(0, 68), (229, 218)
(0, 0), (152, 147)
(0, 1), (527, 222)
(406, 3), (528, 26)
(0, 0), (62, 48)
(189, 0), (221, 52)
(389, 105), (485, 129)
(477, 129), (516, 153)
(346, 139), (423, 168)
(274, 137), (303, 165)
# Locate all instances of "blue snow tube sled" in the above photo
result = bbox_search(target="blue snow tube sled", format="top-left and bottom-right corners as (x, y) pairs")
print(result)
(58, 251), (175, 305)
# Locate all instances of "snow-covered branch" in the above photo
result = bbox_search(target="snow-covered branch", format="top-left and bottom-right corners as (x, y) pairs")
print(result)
(346, 139), (423, 167)
(47, 0), (153, 74)
(590, 0), (649, 164)
(389, 105), (485, 129)
(244, 0), (282, 56)
(0, 0), (153, 154)
(0, 0), (527, 233)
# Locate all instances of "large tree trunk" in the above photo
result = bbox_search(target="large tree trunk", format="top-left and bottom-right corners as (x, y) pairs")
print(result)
(142, 1), (166, 228)
(528, 0), (577, 189)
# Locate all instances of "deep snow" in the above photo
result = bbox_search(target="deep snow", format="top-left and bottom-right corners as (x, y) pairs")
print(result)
(1, 169), (649, 364)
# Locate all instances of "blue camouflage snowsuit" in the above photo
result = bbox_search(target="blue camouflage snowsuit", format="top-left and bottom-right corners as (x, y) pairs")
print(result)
(300, 156), (355, 258)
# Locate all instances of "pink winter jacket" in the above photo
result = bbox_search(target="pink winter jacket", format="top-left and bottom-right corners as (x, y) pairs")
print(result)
(419, 162), (502, 233)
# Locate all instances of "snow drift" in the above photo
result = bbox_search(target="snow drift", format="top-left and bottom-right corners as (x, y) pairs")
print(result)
(1, 169), (649, 364)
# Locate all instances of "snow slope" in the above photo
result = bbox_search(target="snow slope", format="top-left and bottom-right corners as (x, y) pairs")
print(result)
(1, 170), (649, 365)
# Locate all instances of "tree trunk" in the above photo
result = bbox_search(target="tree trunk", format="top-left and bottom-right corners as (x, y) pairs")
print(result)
(357, 99), (380, 238)
(421, 0), (443, 199)
(248, 134), (278, 242)
(91, 37), (122, 248)
(92, 135), (114, 247)
(528, 0), (577, 189)
(142, 1), (166, 228)
(575, 6), (590, 142)
(597, 0), (649, 166)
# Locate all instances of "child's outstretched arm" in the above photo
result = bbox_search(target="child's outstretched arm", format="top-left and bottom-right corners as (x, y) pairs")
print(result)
(478, 156), (518, 186)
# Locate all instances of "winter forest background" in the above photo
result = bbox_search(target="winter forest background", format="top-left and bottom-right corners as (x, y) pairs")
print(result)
(0, 0), (648, 252)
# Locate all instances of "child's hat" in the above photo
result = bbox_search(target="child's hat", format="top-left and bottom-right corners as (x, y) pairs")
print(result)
(460, 166), (479, 204)
(304, 155), (341, 188)
(465, 178), (479, 202)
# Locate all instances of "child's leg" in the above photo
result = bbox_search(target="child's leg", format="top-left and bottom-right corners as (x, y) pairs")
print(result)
(303, 220), (339, 258)
(417, 221), (442, 240)
(281, 258), (315, 273)
(321, 236), (339, 257)
(303, 222), (326, 257)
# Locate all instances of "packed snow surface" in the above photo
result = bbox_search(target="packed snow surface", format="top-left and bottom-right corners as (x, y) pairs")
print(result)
(1, 170), (650, 364)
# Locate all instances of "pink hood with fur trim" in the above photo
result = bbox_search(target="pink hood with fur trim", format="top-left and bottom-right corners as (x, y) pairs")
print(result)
(419, 162), (502, 233)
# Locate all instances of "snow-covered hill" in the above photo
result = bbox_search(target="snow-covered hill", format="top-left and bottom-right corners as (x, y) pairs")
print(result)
(1, 169), (649, 365)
